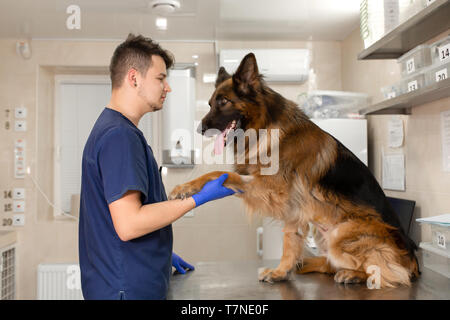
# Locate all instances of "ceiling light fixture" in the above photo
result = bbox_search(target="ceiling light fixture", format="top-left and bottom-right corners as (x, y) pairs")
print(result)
(155, 17), (168, 30)
(150, 0), (181, 15)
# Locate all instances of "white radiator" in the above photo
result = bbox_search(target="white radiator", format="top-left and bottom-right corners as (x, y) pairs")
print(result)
(1, 245), (16, 300)
(37, 263), (83, 300)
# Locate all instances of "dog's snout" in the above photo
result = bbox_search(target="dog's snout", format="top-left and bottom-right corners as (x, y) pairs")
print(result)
(197, 122), (206, 134)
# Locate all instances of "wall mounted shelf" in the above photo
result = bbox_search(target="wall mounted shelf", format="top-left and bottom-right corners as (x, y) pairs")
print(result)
(360, 78), (450, 115)
(358, 0), (450, 60)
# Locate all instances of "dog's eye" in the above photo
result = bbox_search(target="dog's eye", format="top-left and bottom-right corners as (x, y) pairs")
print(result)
(220, 98), (228, 106)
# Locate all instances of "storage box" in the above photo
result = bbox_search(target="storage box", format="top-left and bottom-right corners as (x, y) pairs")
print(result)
(299, 91), (369, 119)
(381, 83), (403, 99)
(430, 35), (450, 66)
(360, 0), (401, 49)
(431, 224), (450, 253)
(397, 44), (432, 77)
(401, 71), (426, 93)
(424, 62), (450, 87)
(420, 242), (450, 278)
(399, 0), (426, 24)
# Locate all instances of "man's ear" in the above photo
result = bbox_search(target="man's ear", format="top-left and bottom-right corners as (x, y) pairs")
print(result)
(232, 53), (261, 96)
(215, 67), (231, 88)
(127, 67), (139, 88)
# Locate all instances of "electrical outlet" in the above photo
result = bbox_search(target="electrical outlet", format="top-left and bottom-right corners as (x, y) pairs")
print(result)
(12, 214), (25, 226)
(15, 107), (27, 119)
(13, 201), (25, 212)
(13, 188), (25, 199)
(15, 120), (27, 132)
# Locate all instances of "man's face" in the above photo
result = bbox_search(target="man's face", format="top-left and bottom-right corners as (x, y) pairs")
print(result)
(137, 55), (171, 112)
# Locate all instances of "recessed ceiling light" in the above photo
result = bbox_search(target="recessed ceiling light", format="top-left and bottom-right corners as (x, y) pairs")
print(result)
(150, 0), (181, 15)
(155, 17), (167, 30)
(192, 55), (199, 59)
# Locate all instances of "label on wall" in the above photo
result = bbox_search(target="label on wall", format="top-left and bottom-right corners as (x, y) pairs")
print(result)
(382, 153), (405, 191)
(388, 117), (404, 148)
(14, 139), (26, 178)
(441, 110), (450, 172)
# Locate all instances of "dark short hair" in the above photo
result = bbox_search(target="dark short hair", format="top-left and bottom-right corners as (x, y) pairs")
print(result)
(109, 33), (174, 89)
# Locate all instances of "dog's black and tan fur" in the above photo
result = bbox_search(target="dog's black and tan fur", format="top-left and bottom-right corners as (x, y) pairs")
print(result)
(169, 53), (420, 287)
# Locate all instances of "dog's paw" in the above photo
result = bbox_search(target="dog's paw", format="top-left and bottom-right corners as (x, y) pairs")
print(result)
(334, 270), (366, 284)
(168, 183), (200, 200)
(258, 268), (290, 283)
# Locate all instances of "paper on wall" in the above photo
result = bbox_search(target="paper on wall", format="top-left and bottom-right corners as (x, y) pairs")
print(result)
(441, 110), (450, 172)
(388, 116), (404, 148)
(382, 153), (405, 191)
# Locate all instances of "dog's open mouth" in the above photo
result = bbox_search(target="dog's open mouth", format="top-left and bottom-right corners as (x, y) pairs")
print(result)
(214, 119), (239, 155)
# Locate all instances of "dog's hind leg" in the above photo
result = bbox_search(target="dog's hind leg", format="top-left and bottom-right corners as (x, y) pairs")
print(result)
(259, 224), (304, 283)
(327, 221), (412, 288)
(296, 256), (335, 275)
(333, 269), (368, 284)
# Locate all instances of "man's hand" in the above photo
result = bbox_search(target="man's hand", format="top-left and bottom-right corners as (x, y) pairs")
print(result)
(191, 173), (236, 207)
(172, 252), (195, 274)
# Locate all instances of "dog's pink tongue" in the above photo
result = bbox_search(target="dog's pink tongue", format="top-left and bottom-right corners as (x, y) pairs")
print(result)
(214, 131), (226, 155)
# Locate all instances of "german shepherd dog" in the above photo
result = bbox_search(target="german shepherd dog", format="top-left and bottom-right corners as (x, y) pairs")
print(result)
(169, 53), (420, 288)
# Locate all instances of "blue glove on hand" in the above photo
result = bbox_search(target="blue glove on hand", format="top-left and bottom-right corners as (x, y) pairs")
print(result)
(172, 252), (195, 274)
(191, 173), (236, 207)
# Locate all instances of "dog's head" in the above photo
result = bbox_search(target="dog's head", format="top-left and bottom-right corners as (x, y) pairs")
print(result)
(198, 53), (267, 153)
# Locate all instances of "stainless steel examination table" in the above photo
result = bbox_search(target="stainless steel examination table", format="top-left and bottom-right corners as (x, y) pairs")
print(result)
(168, 259), (450, 300)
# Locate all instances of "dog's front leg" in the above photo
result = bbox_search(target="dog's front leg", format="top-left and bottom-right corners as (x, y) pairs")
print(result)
(168, 171), (251, 200)
(259, 223), (304, 283)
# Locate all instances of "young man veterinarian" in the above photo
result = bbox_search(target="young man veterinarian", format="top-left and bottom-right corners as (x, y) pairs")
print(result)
(79, 34), (235, 300)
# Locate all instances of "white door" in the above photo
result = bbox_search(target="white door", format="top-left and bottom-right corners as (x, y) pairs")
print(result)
(54, 76), (153, 217)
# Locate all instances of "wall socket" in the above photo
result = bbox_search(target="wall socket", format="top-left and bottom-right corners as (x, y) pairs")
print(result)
(15, 107), (27, 119)
(12, 214), (25, 226)
(13, 201), (25, 212)
(13, 188), (25, 199)
(14, 120), (27, 132)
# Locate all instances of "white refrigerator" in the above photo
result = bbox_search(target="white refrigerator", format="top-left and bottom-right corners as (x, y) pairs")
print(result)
(257, 119), (368, 260)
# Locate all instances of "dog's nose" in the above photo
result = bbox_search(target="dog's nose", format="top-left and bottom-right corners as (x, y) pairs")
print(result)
(197, 122), (206, 134)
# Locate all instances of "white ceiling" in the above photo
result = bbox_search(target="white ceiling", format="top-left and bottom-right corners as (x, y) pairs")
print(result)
(0, 0), (361, 41)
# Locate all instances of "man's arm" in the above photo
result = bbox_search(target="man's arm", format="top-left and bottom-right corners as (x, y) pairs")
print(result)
(109, 173), (235, 241)
(109, 190), (195, 241)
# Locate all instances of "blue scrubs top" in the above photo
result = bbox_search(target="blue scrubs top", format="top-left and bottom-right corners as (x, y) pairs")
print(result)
(78, 107), (173, 300)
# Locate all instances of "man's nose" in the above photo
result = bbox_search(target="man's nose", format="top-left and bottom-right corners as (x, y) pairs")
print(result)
(165, 81), (172, 92)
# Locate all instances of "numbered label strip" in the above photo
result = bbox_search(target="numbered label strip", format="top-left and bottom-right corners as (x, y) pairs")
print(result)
(439, 43), (450, 62)
(408, 80), (418, 92)
(406, 58), (415, 74)
(435, 67), (448, 82)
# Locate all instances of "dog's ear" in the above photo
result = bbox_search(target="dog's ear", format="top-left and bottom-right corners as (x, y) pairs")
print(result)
(232, 53), (261, 96)
(215, 67), (231, 88)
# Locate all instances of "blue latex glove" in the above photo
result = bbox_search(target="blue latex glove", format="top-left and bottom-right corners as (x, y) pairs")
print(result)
(172, 252), (195, 274)
(191, 173), (236, 207)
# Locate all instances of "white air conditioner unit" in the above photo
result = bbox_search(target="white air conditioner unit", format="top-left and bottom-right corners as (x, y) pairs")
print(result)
(219, 49), (310, 83)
